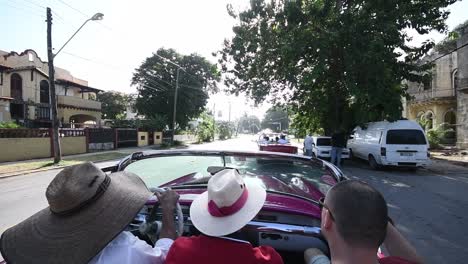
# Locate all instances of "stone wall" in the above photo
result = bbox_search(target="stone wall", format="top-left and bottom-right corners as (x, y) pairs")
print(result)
(456, 27), (468, 148)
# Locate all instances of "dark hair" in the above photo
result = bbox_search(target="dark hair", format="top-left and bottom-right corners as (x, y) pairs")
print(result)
(328, 180), (388, 248)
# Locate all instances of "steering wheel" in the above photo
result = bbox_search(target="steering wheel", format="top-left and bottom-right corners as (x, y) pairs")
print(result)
(139, 188), (184, 244)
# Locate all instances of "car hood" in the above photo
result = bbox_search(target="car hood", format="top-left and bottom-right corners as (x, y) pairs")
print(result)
(160, 171), (337, 218)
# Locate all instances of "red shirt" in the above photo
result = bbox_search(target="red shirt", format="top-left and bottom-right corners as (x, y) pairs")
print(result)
(379, 256), (417, 264)
(165, 235), (283, 264)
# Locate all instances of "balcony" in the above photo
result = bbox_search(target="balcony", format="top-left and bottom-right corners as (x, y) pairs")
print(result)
(409, 89), (455, 104)
(57, 95), (101, 111)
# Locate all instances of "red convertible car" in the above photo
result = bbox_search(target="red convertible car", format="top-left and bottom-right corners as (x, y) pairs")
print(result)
(105, 149), (345, 263)
(257, 134), (299, 154)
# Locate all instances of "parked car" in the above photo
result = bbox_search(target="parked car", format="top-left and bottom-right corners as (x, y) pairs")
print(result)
(347, 120), (431, 170)
(310, 136), (350, 159)
(103, 150), (346, 263)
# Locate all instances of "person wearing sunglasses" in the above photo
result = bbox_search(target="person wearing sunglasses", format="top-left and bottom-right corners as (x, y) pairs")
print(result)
(305, 180), (424, 264)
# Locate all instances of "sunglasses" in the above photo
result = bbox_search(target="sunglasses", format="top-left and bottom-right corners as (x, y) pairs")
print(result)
(318, 197), (335, 221)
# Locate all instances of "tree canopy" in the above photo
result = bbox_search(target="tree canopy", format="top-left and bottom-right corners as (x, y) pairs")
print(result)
(218, 0), (457, 134)
(97, 91), (130, 120)
(132, 48), (220, 130)
(261, 107), (289, 132)
(237, 114), (261, 133)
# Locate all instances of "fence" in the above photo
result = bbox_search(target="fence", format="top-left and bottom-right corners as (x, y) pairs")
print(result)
(0, 128), (186, 163)
(0, 128), (86, 162)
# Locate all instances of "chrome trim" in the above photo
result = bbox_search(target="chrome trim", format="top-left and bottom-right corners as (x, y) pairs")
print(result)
(245, 221), (322, 237)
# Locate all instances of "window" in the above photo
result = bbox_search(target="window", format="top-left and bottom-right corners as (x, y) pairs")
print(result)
(386, 130), (427, 145)
(40, 80), (50, 104)
(423, 76), (432, 90)
(0, 72), (3, 85)
(316, 138), (331, 146)
(10, 73), (23, 100)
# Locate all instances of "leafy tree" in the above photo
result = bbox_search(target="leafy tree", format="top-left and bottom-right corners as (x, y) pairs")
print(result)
(132, 48), (220, 130)
(217, 121), (236, 140)
(237, 114), (260, 134)
(97, 91), (129, 120)
(218, 0), (457, 134)
(261, 107), (289, 132)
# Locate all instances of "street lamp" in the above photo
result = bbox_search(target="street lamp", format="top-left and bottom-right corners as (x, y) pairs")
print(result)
(46, 7), (103, 163)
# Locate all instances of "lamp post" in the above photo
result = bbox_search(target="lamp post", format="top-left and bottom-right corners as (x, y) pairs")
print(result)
(46, 7), (103, 163)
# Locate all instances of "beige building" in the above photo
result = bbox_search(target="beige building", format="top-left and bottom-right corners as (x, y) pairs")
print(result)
(0, 49), (102, 127)
(405, 25), (468, 148)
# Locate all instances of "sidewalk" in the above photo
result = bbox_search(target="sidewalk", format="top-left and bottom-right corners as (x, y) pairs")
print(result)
(430, 149), (468, 167)
(0, 145), (156, 179)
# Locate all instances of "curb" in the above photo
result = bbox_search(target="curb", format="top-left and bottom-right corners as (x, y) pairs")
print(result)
(0, 158), (122, 180)
(431, 157), (468, 168)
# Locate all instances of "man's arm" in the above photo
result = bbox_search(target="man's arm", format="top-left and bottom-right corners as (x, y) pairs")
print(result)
(155, 190), (180, 240)
(383, 223), (424, 264)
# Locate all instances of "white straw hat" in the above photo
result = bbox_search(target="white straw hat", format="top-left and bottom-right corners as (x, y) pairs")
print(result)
(189, 169), (266, 237)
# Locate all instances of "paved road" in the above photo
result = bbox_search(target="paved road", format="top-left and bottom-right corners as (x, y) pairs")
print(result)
(1, 135), (467, 263)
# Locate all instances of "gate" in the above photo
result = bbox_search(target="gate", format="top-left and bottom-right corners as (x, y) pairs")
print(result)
(116, 128), (138, 148)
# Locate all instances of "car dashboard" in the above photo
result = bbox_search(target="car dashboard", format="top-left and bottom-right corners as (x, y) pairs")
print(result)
(127, 203), (329, 260)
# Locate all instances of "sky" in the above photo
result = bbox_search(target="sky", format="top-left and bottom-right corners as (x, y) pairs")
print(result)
(1, 0), (468, 121)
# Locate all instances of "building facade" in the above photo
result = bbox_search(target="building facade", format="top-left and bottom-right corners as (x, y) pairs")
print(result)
(405, 26), (468, 148)
(0, 49), (102, 128)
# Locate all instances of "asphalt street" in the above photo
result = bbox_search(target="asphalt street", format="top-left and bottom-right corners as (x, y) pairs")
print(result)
(1, 135), (467, 263)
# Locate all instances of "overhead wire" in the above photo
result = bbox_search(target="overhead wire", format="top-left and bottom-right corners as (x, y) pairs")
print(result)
(2, 0), (46, 18)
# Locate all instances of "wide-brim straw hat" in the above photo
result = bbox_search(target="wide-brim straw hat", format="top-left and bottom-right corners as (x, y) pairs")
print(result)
(0, 162), (152, 264)
(190, 169), (266, 237)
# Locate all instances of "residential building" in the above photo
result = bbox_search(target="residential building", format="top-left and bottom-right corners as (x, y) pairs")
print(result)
(405, 25), (468, 148)
(0, 49), (102, 128)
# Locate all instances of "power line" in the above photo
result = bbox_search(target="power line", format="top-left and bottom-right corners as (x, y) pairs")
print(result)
(57, 0), (88, 17)
(1, 0), (46, 18)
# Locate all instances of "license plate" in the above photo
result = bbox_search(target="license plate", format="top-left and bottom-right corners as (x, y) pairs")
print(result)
(400, 153), (413, 156)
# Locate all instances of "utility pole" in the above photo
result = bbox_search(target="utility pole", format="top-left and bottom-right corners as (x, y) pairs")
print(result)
(47, 7), (61, 163)
(228, 101), (231, 123)
(212, 103), (216, 141)
(171, 68), (180, 144)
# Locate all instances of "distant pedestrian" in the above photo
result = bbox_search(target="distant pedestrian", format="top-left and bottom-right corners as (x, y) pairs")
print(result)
(303, 134), (313, 157)
(331, 130), (346, 167)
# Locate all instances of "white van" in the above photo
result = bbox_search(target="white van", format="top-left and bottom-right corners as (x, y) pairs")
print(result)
(347, 120), (430, 169)
(311, 136), (350, 159)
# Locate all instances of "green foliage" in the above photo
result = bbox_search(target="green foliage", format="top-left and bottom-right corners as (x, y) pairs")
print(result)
(132, 48), (220, 130)
(237, 114), (261, 134)
(0, 121), (21, 128)
(217, 121), (235, 140)
(218, 0), (457, 134)
(196, 112), (215, 142)
(97, 91), (131, 120)
(426, 123), (455, 149)
(261, 107), (289, 132)
(112, 115), (166, 131)
(435, 19), (468, 53)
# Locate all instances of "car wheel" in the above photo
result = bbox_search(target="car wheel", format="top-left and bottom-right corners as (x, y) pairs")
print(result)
(369, 155), (380, 170)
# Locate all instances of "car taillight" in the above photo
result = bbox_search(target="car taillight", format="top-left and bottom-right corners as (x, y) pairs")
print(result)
(381, 147), (386, 156)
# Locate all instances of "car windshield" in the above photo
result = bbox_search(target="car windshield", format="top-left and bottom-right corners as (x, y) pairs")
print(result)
(386, 129), (427, 145)
(124, 154), (336, 197)
(316, 138), (331, 146)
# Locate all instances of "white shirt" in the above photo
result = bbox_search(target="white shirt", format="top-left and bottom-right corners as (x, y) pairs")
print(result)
(304, 136), (313, 150)
(278, 139), (288, 144)
(88, 231), (174, 264)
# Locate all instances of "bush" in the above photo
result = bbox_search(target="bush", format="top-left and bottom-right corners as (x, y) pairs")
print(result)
(217, 121), (235, 140)
(426, 123), (453, 149)
(0, 122), (22, 129)
(196, 112), (215, 142)
(112, 115), (166, 131)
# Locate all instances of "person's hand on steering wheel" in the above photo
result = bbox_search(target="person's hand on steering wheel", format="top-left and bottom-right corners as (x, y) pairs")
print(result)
(155, 189), (180, 240)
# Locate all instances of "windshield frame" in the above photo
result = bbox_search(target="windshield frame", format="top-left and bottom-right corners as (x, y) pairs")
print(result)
(115, 150), (345, 185)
